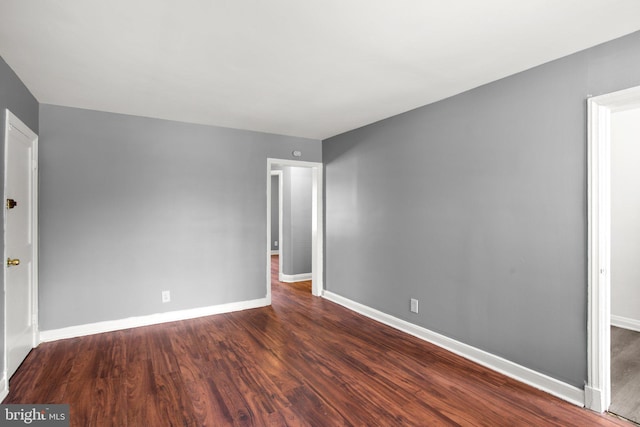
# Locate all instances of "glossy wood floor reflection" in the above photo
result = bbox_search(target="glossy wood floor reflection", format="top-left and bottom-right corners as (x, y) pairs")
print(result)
(4, 256), (629, 426)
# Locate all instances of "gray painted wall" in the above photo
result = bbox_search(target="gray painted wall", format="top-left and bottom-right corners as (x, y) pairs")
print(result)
(323, 30), (640, 388)
(39, 104), (320, 330)
(282, 166), (312, 276)
(0, 56), (38, 384)
(271, 174), (280, 251)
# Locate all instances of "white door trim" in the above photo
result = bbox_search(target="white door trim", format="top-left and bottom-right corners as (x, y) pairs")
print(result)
(3, 109), (39, 397)
(586, 85), (640, 412)
(266, 158), (323, 302)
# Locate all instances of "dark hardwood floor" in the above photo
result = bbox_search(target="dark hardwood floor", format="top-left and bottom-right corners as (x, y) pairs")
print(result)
(3, 255), (630, 426)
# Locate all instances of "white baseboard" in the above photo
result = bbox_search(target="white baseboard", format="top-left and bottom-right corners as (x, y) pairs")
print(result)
(584, 385), (605, 413)
(280, 272), (312, 283)
(270, 250), (279, 255)
(0, 375), (7, 402)
(40, 297), (269, 343)
(322, 291), (585, 407)
(611, 314), (640, 333)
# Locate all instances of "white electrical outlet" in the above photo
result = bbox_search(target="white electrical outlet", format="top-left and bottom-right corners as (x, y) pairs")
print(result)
(274, 241), (278, 247)
(162, 290), (171, 303)
(410, 298), (419, 314)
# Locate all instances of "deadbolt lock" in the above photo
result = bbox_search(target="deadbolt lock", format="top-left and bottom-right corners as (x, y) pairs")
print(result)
(6, 199), (17, 209)
(7, 258), (20, 267)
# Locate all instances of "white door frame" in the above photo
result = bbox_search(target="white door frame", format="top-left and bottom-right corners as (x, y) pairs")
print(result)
(266, 158), (323, 302)
(586, 85), (640, 412)
(270, 170), (284, 279)
(2, 109), (39, 398)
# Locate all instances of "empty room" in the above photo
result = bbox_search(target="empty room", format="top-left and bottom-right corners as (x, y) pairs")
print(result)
(2, 1), (640, 425)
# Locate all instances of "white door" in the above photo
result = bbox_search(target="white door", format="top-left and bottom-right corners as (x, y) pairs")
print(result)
(4, 110), (38, 381)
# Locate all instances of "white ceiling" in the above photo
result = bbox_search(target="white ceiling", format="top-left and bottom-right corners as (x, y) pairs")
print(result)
(1, 1), (640, 140)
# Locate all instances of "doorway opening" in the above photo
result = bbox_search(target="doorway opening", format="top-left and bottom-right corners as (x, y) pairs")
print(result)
(608, 106), (640, 423)
(266, 158), (323, 304)
(587, 85), (640, 415)
(270, 170), (283, 281)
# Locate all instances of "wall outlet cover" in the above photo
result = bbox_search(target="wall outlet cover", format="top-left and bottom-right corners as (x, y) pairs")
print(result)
(162, 290), (171, 303)
(410, 298), (419, 313)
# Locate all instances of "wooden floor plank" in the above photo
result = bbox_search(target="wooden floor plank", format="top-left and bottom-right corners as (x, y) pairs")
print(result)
(5, 339), (73, 403)
(89, 377), (127, 427)
(2, 255), (631, 426)
(125, 359), (165, 427)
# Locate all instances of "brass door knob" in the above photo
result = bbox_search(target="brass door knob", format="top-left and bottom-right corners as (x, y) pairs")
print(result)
(7, 258), (20, 267)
